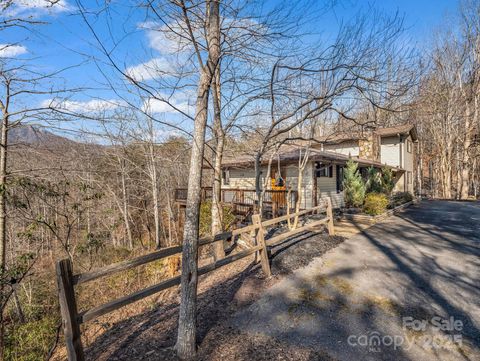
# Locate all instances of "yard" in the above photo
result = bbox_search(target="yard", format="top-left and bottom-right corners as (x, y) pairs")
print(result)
(85, 200), (480, 360)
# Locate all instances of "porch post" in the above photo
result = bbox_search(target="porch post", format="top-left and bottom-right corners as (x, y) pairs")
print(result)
(312, 162), (318, 207)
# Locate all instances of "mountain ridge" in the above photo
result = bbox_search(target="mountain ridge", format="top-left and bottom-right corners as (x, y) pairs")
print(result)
(9, 125), (81, 146)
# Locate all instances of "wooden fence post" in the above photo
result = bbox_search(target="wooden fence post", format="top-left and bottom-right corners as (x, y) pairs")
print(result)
(252, 214), (271, 277)
(56, 259), (84, 361)
(325, 197), (335, 236)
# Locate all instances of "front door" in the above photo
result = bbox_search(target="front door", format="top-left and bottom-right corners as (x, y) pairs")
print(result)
(270, 167), (287, 215)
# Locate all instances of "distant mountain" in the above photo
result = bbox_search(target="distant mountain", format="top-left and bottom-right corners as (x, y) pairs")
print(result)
(9, 125), (78, 147)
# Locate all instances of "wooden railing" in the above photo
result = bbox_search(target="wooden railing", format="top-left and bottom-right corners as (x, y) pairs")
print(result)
(175, 187), (299, 218)
(174, 187), (213, 203)
(56, 198), (334, 361)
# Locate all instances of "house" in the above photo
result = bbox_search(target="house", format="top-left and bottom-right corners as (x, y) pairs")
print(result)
(219, 124), (418, 210)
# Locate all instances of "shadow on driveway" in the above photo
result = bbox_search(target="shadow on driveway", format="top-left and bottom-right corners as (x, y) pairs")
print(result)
(227, 200), (480, 361)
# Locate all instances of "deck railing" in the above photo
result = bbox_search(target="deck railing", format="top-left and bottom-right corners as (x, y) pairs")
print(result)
(175, 187), (299, 218)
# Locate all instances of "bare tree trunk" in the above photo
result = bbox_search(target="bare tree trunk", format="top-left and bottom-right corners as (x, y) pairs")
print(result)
(211, 65), (225, 260)
(288, 147), (310, 230)
(149, 142), (161, 248)
(254, 151), (263, 211)
(165, 188), (177, 246)
(0, 95), (8, 361)
(176, 1), (220, 359)
(176, 68), (212, 358)
(473, 156), (478, 199)
(417, 140), (423, 196)
(460, 98), (474, 199)
(119, 159), (133, 249)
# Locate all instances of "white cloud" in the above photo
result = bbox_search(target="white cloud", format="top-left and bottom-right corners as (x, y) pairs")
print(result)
(146, 28), (182, 55)
(42, 98), (125, 113)
(0, 44), (28, 58)
(140, 21), (195, 55)
(139, 17), (263, 56)
(126, 22), (196, 81)
(143, 93), (192, 116)
(125, 57), (174, 82)
(131, 127), (181, 142)
(5, 0), (72, 16)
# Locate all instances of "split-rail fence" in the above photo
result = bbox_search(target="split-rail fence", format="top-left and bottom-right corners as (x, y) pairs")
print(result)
(56, 198), (335, 360)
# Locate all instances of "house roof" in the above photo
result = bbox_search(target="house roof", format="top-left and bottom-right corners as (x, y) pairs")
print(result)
(315, 123), (418, 144)
(218, 124), (417, 171)
(221, 145), (403, 171)
(375, 123), (418, 141)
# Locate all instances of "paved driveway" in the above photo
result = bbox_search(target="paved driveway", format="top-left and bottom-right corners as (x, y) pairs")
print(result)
(230, 201), (480, 360)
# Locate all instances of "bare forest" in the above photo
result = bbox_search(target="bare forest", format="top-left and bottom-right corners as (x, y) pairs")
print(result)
(1, 0), (479, 360)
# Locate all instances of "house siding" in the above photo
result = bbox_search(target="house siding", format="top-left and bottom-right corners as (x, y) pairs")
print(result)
(315, 162), (345, 208)
(284, 164), (314, 209)
(403, 135), (414, 194)
(324, 140), (359, 156)
(224, 167), (265, 189)
(380, 134), (414, 194)
(225, 162), (344, 209)
(380, 135), (401, 167)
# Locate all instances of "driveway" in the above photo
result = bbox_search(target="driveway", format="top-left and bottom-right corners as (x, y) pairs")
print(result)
(230, 201), (480, 360)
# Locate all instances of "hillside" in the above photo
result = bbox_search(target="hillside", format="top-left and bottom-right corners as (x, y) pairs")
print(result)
(9, 125), (77, 146)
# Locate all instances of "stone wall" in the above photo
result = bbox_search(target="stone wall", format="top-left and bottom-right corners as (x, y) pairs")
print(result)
(358, 133), (381, 161)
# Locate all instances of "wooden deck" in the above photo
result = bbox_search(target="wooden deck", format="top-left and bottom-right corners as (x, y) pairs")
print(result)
(174, 187), (298, 219)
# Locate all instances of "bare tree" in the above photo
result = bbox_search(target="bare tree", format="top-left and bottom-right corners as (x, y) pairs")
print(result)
(248, 11), (416, 210)
(415, 2), (480, 199)
(0, 63), (74, 359)
(176, 1), (220, 358)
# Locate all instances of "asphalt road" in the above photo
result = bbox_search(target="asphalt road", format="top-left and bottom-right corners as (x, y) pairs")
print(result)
(230, 200), (480, 361)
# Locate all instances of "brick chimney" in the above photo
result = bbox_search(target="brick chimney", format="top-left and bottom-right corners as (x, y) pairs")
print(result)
(358, 126), (380, 161)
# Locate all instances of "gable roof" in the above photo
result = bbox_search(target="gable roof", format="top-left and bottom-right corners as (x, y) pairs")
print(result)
(375, 123), (418, 141)
(221, 145), (402, 171)
(315, 123), (418, 144)
(218, 124), (417, 170)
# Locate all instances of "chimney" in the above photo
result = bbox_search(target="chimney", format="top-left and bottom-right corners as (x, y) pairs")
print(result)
(358, 125), (380, 162)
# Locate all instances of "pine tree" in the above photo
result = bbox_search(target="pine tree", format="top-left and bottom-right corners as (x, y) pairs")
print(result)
(343, 160), (366, 207)
(381, 166), (395, 194)
(366, 166), (383, 193)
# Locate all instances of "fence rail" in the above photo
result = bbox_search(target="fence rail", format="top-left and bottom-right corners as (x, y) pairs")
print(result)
(56, 198), (334, 361)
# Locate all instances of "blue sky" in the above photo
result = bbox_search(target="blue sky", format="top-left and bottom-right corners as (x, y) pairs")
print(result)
(1, 0), (459, 137)
(334, 0), (456, 38)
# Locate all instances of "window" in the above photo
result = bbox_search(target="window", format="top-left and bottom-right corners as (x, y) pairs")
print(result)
(222, 169), (230, 185)
(407, 171), (412, 184)
(336, 165), (344, 193)
(315, 162), (333, 177)
(407, 139), (412, 153)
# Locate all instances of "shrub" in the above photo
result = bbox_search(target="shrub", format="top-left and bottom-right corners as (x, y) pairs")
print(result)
(366, 166), (383, 193)
(5, 315), (59, 361)
(390, 191), (413, 208)
(366, 166), (395, 195)
(381, 167), (395, 195)
(343, 160), (366, 207)
(199, 200), (236, 237)
(364, 192), (389, 215)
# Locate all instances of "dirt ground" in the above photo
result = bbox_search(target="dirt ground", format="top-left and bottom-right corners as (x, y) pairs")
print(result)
(85, 230), (345, 361)
(85, 202), (480, 361)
